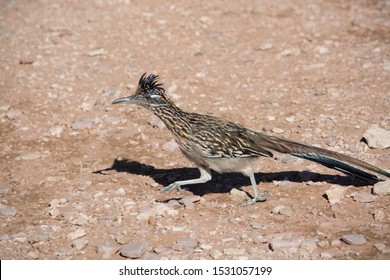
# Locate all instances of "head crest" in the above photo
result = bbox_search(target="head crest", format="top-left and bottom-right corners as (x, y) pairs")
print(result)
(138, 73), (165, 93)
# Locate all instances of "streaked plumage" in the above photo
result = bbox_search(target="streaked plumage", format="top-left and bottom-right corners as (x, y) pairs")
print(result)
(112, 73), (390, 206)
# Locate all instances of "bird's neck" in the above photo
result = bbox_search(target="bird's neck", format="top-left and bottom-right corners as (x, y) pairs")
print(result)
(151, 102), (192, 136)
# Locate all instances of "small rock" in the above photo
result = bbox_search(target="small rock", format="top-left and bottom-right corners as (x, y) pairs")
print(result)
(48, 207), (60, 217)
(272, 127), (284, 134)
(374, 243), (390, 253)
(120, 240), (148, 259)
(373, 180), (390, 196)
(210, 249), (223, 259)
(71, 119), (94, 130)
(0, 185), (10, 194)
(269, 237), (303, 251)
(0, 234), (11, 241)
(16, 151), (44, 160)
(67, 228), (86, 240)
(250, 222), (263, 229)
(271, 205), (292, 216)
(373, 209), (385, 221)
(148, 116), (165, 129)
(256, 43), (273, 51)
(26, 251), (39, 259)
(300, 239), (318, 252)
(223, 248), (246, 256)
(162, 139), (178, 152)
(341, 234), (366, 246)
(0, 207), (17, 217)
(87, 48), (107, 57)
(95, 243), (120, 258)
(179, 195), (201, 206)
(229, 188), (248, 201)
(48, 125), (64, 138)
(352, 192), (376, 203)
(331, 239), (341, 247)
(320, 252), (333, 259)
(30, 233), (49, 243)
(362, 125), (390, 149)
(6, 109), (23, 120)
(72, 239), (89, 251)
(174, 237), (198, 251)
(325, 185), (347, 204)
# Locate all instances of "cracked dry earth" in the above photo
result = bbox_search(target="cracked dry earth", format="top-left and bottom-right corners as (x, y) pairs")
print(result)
(1, 0), (390, 260)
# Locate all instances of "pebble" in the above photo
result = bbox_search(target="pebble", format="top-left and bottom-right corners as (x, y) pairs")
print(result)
(223, 248), (246, 256)
(87, 48), (107, 57)
(6, 109), (23, 120)
(325, 185), (347, 204)
(137, 203), (178, 221)
(372, 180), (390, 196)
(48, 207), (60, 217)
(271, 205), (293, 216)
(162, 139), (178, 152)
(95, 243), (120, 258)
(352, 192), (376, 203)
(374, 243), (390, 254)
(29, 233), (49, 243)
(26, 250), (39, 259)
(300, 239), (318, 252)
(331, 239), (341, 247)
(256, 43), (273, 51)
(148, 116), (165, 129)
(48, 125), (64, 138)
(341, 234), (366, 246)
(269, 237), (303, 251)
(67, 228), (86, 240)
(0, 185), (10, 194)
(174, 237), (198, 252)
(272, 127), (284, 134)
(362, 125), (390, 149)
(72, 239), (89, 251)
(210, 249), (223, 259)
(373, 209), (385, 221)
(120, 240), (148, 259)
(179, 195), (202, 207)
(229, 188), (248, 201)
(16, 151), (44, 160)
(71, 119), (94, 130)
(320, 252), (333, 259)
(0, 207), (17, 217)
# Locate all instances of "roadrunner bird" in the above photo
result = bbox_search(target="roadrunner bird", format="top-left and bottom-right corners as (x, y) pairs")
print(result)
(113, 73), (390, 206)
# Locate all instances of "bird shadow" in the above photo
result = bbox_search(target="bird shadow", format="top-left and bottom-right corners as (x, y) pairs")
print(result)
(93, 158), (370, 196)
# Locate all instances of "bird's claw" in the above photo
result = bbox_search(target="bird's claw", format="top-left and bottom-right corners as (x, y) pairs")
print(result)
(159, 182), (184, 193)
(239, 190), (269, 207)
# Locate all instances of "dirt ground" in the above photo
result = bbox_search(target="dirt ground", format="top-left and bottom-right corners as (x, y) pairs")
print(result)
(0, 0), (389, 260)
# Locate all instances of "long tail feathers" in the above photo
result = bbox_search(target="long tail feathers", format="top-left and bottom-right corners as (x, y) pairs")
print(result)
(257, 134), (390, 183)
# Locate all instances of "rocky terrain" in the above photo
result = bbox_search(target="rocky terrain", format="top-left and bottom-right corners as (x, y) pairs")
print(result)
(0, 0), (389, 259)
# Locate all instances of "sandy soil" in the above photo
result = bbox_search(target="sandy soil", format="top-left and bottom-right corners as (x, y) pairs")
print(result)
(0, 0), (389, 260)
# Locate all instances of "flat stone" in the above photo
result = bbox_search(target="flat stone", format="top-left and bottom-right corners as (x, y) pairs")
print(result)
(325, 185), (347, 204)
(341, 234), (366, 246)
(71, 119), (94, 130)
(162, 139), (178, 152)
(0, 207), (17, 217)
(95, 243), (120, 258)
(269, 237), (303, 251)
(120, 240), (148, 259)
(16, 151), (44, 160)
(179, 195), (201, 205)
(67, 228), (86, 240)
(0, 185), (10, 194)
(271, 205), (293, 216)
(373, 180), (390, 196)
(352, 192), (376, 203)
(175, 237), (198, 250)
(362, 125), (390, 149)
(72, 239), (89, 251)
(29, 233), (50, 243)
(223, 248), (246, 256)
(230, 188), (248, 201)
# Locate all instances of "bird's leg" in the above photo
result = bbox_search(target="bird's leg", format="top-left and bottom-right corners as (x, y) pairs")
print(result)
(160, 166), (212, 193)
(239, 167), (269, 207)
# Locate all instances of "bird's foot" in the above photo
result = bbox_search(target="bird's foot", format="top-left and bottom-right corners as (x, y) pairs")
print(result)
(159, 182), (185, 193)
(239, 190), (269, 207)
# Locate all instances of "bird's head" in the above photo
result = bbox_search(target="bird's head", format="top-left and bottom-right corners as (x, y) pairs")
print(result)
(112, 73), (170, 110)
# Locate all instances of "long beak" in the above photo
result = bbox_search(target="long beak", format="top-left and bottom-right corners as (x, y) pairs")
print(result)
(112, 96), (133, 105)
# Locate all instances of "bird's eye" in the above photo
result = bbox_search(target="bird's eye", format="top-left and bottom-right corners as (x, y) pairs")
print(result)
(149, 94), (160, 99)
